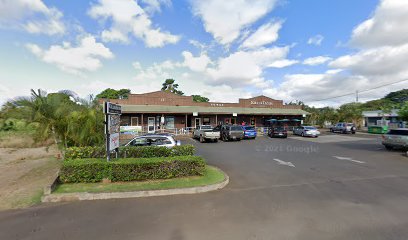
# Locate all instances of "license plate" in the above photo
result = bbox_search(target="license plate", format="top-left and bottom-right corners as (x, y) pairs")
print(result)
(279, 133), (283, 135)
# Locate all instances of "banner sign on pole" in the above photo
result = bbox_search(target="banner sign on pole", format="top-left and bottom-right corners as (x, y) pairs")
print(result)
(109, 133), (120, 151)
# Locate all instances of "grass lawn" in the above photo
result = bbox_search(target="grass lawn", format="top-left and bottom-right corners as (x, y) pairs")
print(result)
(53, 165), (225, 194)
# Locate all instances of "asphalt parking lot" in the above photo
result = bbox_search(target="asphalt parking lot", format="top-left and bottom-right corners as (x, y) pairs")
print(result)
(1, 133), (408, 240)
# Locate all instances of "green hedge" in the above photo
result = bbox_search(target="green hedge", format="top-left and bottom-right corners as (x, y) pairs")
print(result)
(64, 145), (195, 159)
(59, 156), (206, 183)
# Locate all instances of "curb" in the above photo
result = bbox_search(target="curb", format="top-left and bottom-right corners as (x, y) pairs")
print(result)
(42, 167), (229, 203)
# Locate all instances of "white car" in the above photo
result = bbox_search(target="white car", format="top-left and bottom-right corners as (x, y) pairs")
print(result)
(125, 134), (181, 148)
(293, 126), (320, 137)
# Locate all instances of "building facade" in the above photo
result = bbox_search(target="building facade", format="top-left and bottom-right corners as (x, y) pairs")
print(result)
(362, 109), (405, 128)
(104, 91), (308, 133)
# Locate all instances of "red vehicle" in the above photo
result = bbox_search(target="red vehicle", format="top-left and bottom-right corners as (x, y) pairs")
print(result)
(268, 127), (288, 138)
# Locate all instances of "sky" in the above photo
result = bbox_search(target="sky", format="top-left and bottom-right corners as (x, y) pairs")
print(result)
(0, 0), (407, 107)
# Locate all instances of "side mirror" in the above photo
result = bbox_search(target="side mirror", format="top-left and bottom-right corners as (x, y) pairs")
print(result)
(176, 140), (181, 146)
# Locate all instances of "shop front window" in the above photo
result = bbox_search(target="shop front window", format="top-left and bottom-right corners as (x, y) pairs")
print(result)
(203, 117), (210, 125)
(165, 116), (175, 129)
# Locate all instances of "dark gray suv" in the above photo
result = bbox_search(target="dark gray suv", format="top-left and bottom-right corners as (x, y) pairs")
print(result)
(330, 122), (356, 134)
(219, 125), (244, 141)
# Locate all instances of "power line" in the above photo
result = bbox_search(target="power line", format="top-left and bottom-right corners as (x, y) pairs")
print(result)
(307, 78), (408, 103)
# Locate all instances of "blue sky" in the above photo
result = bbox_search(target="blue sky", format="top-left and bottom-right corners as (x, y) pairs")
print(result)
(0, 0), (407, 106)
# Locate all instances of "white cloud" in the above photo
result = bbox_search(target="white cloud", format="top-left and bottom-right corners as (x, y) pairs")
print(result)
(0, 0), (65, 35)
(207, 46), (290, 86)
(303, 56), (332, 66)
(140, 0), (171, 14)
(267, 0), (408, 106)
(351, 0), (408, 48)
(330, 44), (408, 76)
(182, 51), (211, 72)
(241, 20), (283, 49)
(26, 36), (114, 75)
(268, 59), (298, 68)
(88, 0), (180, 47)
(307, 34), (324, 46)
(190, 0), (278, 45)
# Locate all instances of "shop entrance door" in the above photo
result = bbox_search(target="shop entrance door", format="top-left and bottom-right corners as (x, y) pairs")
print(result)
(148, 117), (155, 133)
(194, 118), (201, 128)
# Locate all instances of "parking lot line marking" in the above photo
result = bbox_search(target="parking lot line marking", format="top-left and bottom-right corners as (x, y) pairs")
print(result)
(273, 158), (295, 167)
(333, 156), (365, 164)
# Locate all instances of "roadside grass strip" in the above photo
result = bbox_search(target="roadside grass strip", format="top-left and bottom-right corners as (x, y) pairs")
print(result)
(53, 166), (225, 194)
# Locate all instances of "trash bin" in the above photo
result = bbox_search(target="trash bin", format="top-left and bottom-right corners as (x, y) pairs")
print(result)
(367, 125), (388, 134)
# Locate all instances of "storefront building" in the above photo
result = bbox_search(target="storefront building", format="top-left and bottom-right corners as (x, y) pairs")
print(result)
(104, 91), (308, 133)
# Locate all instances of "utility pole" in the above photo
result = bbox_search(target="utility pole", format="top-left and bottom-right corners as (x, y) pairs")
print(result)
(356, 90), (359, 102)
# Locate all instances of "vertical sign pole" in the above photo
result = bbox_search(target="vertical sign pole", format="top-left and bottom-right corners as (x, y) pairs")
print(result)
(105, 102), (110, 162)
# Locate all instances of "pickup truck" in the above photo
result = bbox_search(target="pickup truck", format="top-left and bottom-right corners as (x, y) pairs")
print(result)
(193, 125), (220, 143)
(382, 128), (408, 150)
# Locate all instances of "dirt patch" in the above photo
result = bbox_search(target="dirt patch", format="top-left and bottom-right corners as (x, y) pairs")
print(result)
(0, 144), (61, 210)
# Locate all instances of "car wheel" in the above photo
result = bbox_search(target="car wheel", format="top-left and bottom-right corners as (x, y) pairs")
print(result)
(214, 139), (218, 143)
(200, 135), (204, 143)
(352, 131), (356, 134)
(385, 145), (393, 151)
(301, 132), (304, 137)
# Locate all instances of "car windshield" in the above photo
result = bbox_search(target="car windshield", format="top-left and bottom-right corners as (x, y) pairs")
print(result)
(304, 126), (317, 130)
(243, 126), (255, 130)
(201, 125), (212, 130)
(231, 126), (243, 131)
(387, 129), (408, 136)
(274, 127), (285, 131)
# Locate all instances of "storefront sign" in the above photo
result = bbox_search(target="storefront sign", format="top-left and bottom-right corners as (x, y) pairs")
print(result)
(193, 112), (198, 116)
(104, 102), (122, 114)
(250, 101), (274, 106)
(104, 102), (122, 161)
(120, 126), (142, 134)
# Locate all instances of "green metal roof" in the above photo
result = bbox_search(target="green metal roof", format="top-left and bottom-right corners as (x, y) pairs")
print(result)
(121, 105), (308, 115)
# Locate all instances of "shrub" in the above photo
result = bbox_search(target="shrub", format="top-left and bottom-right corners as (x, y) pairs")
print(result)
(59, 156), (206, 183)
(64, 145), (195, 159)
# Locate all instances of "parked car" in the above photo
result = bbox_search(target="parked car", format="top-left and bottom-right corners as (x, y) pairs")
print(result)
(220, 125), (244, 141)
(293, 126), (320, 137)
(330, 122), (356, 134)
(242, 126), (257, 139)
(268, 127), (287, 138)
(125, 134), (180, 148)
(193, 125), (220, 143)
(382, 128), (408, 150)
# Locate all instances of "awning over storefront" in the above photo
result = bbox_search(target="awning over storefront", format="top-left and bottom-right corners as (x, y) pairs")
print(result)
(121, 105), (309, 116)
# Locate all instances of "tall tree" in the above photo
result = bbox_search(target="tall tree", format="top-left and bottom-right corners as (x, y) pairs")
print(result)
(161, 79), (184, 95)
(338, 102), (363, 125)
(192, 95), (209, 102)
(96, 88), (131, 99)
(384, 89), (408, 105)
(399, 101), (408, 121)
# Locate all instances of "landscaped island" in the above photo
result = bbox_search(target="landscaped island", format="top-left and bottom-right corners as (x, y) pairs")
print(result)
(48, 145), (227, 197)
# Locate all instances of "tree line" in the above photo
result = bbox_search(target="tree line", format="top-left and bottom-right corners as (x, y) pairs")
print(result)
(294, 89), (408, 126)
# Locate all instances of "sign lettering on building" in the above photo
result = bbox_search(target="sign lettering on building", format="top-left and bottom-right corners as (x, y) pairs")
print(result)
(250, 100), (274, 106)
(210, 103), (224, 107)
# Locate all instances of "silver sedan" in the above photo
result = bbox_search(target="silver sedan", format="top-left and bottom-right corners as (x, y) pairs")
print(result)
(293, 126), (320, 137)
